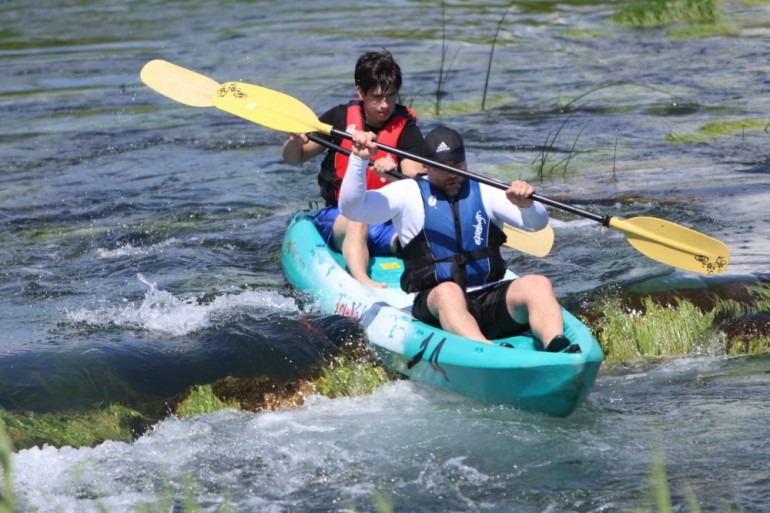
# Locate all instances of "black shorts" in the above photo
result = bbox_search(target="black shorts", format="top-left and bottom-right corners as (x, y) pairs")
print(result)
(411, 280), (530, 340)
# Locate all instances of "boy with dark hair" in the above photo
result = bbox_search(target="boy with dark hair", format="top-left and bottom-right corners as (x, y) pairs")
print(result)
(282, 50), (424, 288)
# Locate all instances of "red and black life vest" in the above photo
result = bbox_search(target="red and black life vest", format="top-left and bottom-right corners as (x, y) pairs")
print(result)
(318, 101), (415, 206)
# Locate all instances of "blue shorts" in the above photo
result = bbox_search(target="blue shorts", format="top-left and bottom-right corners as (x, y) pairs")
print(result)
(312, 206), (396, 257)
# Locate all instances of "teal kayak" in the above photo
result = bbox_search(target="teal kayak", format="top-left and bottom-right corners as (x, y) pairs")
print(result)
(281, 211), (603, 417)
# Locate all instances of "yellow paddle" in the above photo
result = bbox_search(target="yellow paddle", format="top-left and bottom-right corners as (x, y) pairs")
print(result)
(140, 59), (219, 107)
(140, 60), (730, 274)
(139, 59), (555, 258)
(209, 79), (730, 275)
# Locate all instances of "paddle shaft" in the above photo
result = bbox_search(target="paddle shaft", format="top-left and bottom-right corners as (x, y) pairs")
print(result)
(328, 128), (609, 226)
(140, 61), (727, 273)
(306, 133), (408, 180)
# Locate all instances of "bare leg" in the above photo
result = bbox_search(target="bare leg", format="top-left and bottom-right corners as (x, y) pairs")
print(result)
(504, 274), (564, 348)
(426, 282), (492, 344)
(333, 215), (386, 289)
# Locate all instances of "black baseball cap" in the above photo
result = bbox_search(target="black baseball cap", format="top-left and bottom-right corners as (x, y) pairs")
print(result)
(424, 126), (466, 163)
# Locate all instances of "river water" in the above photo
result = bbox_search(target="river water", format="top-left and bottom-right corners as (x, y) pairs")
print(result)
(2, 1), (769, 512)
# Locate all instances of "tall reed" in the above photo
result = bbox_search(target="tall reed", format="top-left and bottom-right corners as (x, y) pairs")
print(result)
(481, 1), (516, 111)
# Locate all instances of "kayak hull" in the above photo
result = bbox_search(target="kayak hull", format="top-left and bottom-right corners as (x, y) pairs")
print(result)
(281, 211), (603, 417)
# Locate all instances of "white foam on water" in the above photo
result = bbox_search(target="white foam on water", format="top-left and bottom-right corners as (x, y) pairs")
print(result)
(8, 359), (770, 512)
(65, 273), (299, 336)
(548, 217), (595, 230)
(95, 238), (180, 259)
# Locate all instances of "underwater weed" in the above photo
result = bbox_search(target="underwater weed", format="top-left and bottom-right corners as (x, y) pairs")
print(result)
(314, 354), (390, 399)
(614, 0), (721, 27)
(176, 384), (240, 417)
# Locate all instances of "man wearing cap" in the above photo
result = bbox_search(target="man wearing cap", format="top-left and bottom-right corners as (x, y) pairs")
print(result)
(338, 125), (575, 352)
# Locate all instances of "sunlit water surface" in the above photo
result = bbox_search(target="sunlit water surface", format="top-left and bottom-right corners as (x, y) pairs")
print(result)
(2, 1), (770, 511)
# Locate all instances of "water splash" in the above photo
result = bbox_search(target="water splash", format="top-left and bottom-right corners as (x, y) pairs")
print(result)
(95, 239), (179, 259)
(65, 274), (298, 336)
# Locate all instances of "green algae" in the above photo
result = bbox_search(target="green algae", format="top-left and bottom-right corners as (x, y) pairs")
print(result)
(559, 28), (612, 40)
(667, 21), (735, 38)
(175, 384), (240, 417)
(411, 97), (512, 120)
(614, 0), (721, 28)
(313, 355), (390, 399)
(666, 118), (769, 143)
(0, 404), (147, 450)
(0, 422), (13, 513)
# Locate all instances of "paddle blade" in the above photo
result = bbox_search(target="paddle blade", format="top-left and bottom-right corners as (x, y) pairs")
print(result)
(503, 224), (554, 258)
(609, 217), (729, 274)
(140, 60), (219, 107)
(213, 81), (333, 135)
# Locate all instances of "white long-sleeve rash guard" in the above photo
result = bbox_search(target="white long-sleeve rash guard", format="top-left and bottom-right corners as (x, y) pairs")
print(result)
(338, 153), (550, 249)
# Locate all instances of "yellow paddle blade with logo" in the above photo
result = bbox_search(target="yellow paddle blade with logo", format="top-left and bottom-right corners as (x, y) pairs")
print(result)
(213, 81), (334, 135)
(609, 217), (729, 275)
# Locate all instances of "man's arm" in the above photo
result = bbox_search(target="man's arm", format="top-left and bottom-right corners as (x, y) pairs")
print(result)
(483, 182), (549, 232)
(338, 131), (406, 225)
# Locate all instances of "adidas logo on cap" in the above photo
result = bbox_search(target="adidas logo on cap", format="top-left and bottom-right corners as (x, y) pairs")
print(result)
(424, 125), (466, 163)
(435, 141), (451, 153)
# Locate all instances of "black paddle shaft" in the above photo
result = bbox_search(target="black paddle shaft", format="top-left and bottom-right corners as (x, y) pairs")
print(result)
(329, 128), (610, 226)
(307, 132), (408, 180)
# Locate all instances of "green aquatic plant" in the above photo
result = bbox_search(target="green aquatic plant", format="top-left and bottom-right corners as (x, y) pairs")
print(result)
(636, 447), (701, 513)
(727, 334), (770, 355)
(532, 81), (687, 180)
(560, 28), (611, 40)
(175, 384), (240, 417)
(481, 1), (516, 111)
(433, 1), (462, 117)
(714, 283), (770, 355)
(649, 448), (673, 513)
(314, 354), (390, 399)
(591, 295), (721, 363)
(590, 283), (770, 363)
(532, 108), (584, 181)
(614, 0), (721, 27)
(668, 21), (734, 39)
(714, 282), (770, 317)
(0, 422), (14, 513)
(0, 404), (146, 450)
(667, 118), (768, 143)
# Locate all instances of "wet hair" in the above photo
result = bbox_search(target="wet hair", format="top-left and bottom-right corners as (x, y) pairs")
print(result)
(354, 50), (402, 95)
